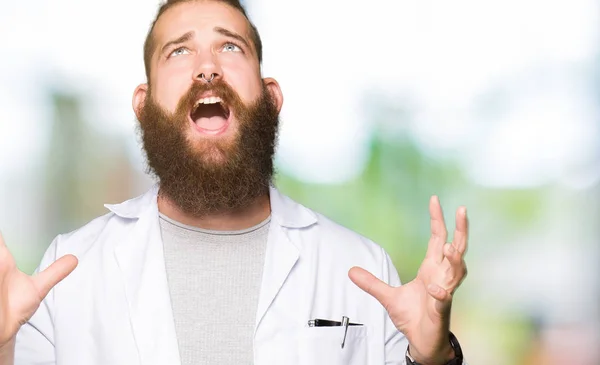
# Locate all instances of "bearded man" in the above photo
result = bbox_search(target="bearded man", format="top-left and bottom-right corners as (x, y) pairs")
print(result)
(0, 1), (469, 364)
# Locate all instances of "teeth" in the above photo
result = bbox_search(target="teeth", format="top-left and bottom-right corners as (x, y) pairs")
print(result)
(195, 96), (222, 107)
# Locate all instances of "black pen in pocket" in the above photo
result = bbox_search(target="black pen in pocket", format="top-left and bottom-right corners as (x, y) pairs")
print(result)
(307, 318), (363, 327)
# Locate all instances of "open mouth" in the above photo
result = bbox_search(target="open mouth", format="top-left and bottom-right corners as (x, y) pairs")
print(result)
(189, 96), (231, 135)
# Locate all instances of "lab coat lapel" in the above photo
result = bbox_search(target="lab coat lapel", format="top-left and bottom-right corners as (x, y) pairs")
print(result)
(255, 221), (299, 329)
(255, 187), (318, 330)
(112, 189), (181, 365)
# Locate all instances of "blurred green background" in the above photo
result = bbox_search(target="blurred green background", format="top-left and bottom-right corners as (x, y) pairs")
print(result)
(1, 0), (599, 364)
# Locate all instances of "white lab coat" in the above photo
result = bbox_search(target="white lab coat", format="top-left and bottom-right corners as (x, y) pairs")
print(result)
(14, 185), (430, 364)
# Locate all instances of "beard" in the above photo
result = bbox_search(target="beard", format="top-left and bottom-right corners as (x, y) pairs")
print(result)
(137, 79), (280, 217)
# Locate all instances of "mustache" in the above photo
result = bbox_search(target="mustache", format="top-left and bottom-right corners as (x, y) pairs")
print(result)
(177, 79), (241, 114)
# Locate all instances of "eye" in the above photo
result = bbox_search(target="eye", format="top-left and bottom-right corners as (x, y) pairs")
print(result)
(222, 42), (241, 53)
(170, 47), (190, 57)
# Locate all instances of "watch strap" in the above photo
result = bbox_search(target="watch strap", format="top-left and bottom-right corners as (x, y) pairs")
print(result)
(405, 332), (463, 365)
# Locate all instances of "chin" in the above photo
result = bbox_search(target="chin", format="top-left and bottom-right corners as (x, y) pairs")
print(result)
(185, 135), (235, 165)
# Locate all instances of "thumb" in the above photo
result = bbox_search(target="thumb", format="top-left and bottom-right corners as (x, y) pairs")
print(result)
(348, 266), (392, 306)
(32, 255), (78, 299)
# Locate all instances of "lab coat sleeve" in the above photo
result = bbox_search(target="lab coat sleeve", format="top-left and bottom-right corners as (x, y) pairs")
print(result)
(14, 236), (61, 365)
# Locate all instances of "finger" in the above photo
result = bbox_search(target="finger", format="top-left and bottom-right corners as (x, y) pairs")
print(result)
(443, 244), (468, 290)
(0, 232), (16, 267)
(348, 266), (393, 306)
(452, 206), (469, 254)
(426, 196), (448, 263)
(0, 231), (10, 253)
(427, 284), (453, 316)
(443, 243), (462, 266)
(32, 255), (78, 299)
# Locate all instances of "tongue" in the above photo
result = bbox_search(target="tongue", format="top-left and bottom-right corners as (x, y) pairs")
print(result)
(195, 116), (227, 131)
(193, 103), (228, 131)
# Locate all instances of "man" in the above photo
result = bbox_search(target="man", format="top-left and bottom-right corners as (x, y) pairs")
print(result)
(0, 0), (469, 364)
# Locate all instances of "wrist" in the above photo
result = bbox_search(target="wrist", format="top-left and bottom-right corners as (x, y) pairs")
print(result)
(0, 337), (15, 351)
(406, 332), (463, 365)
(407, 344), (454, 365)
(0, 337), (15, 364)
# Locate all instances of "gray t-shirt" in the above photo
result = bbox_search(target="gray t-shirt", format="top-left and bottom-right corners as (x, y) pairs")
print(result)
(159, 213), (270, 365)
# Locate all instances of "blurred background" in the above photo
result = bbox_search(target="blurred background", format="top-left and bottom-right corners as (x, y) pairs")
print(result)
(1, 0), (599, 363)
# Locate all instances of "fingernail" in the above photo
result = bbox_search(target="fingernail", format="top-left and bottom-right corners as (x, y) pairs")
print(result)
(448, 244), (455, 253)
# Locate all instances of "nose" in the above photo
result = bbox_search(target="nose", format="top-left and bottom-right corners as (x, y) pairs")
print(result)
(193, 52), (223, 84)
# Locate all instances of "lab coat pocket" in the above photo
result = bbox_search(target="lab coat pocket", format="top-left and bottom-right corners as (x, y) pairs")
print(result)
(298, 326), (368, 365)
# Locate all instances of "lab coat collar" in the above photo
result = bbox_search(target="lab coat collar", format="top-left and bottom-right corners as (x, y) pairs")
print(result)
(104, 184), (159, 219)
(105, 183), (318, 230)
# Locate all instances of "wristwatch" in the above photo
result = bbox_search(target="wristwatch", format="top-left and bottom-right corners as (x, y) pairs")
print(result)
(405, 332), (463, 365)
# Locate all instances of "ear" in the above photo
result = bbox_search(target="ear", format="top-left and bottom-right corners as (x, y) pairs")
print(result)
(262, 77), (284, 114)
(132, 83), (149, 120)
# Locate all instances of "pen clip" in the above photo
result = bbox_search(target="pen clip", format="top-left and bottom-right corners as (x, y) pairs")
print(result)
(340, 316), (350, 349)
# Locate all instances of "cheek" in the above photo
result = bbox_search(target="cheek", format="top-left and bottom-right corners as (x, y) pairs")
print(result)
(220, 60), (262, 103)
(154, 63), (193, 111)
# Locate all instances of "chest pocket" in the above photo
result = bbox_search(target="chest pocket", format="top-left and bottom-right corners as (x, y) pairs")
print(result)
(297, 326), (368, 365)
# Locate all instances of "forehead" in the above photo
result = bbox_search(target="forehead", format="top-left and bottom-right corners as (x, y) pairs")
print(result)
(153, 1), (250, 46)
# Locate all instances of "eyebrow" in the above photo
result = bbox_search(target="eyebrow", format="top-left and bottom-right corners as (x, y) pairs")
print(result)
(214, 27), (251, 51)
(160, 31), (195, 55)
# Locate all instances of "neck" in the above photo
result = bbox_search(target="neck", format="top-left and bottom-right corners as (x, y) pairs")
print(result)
(157, 192), (271, 231)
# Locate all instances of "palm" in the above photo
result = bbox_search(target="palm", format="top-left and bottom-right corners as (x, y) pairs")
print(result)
(349, 196), (468, 363)
(0, 234), (78, 346)
(0, 258), (41, 342)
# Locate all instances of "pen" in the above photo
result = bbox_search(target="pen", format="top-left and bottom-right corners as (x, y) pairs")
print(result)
(341, 316), (349, 348)
(307, 318), (363, 327)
